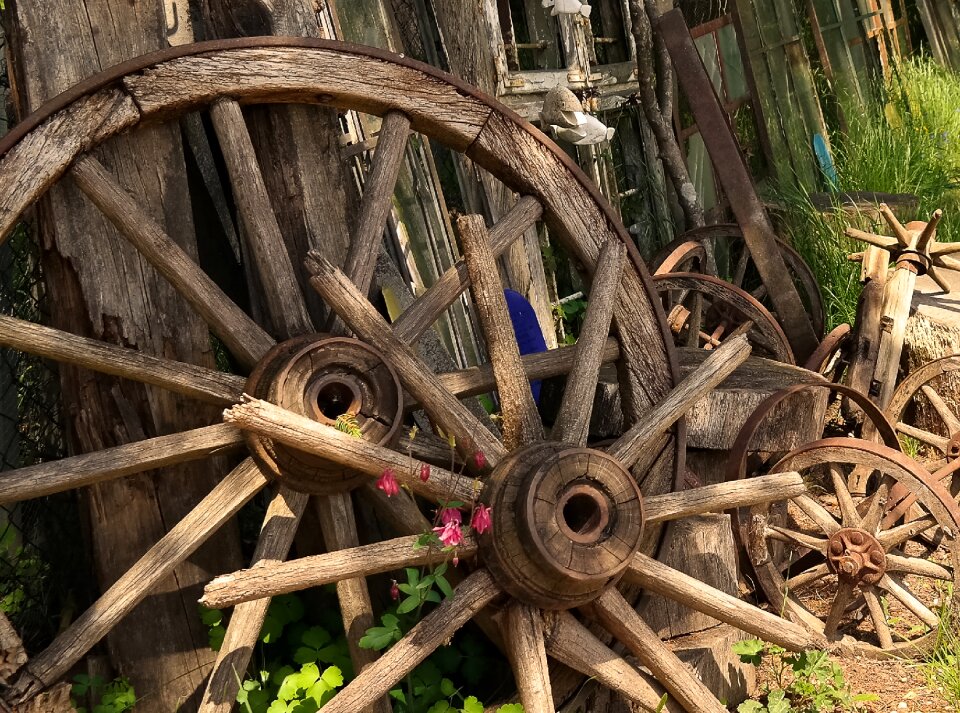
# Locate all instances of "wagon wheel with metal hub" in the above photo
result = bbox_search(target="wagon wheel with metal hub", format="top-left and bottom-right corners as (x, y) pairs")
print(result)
(885, 355), (960, 483)
(733, 437), (960, 657)
(0, 39), (829, 713)
(650, 224), (826, 339)
(652, 271), (795, 363)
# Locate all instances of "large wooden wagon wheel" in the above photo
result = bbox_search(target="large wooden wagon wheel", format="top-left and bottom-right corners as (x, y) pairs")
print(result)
(0, 39), (831, 713)
(652, 272), (795, 363)
(650, 224), (826, 339)
(734, 438), (960, 657)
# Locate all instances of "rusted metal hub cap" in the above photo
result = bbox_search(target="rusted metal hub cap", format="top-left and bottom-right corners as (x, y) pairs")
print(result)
(244, 335), (403, 494)
(826, 527), (886, 585)
(946, 433), (960, 462)
(480, 443), (645, 610)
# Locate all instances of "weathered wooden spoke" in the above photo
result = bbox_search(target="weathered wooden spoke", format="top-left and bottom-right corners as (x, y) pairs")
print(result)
(896, 422), (951, 452)
(0, 314), (244, 405)
(502, 602), (553, 713)
(6, 459), (269, 703)
(552, 240), (625, 446)
(0, 423), (243, 504)
(739, 438), (960, 657)
(793, 492), (842, 535)
(459, 214), (543, 450)
(70, 155), (275, 367)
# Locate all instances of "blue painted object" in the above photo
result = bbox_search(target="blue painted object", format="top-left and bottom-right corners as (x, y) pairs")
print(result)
(504, 289), (548, 404)
(814, 133), (838, 189)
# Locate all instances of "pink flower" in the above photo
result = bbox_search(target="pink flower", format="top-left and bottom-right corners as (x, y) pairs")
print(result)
(419, 463), (431, 482)
(452, 555), (459, 567)
(439, 507), (462, 525)
(470, 504), (493, 535)
(376, 468), (400, 497)
(472, 451), (487, 470)
(433, 521), (464, 548)
(390, 579), (399, 601)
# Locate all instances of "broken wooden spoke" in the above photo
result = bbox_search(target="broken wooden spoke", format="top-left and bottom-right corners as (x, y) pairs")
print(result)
(70, 155), (275, 367)
(224, 397), (475, 503)
(878, 515), (939, 550)
(6, 459), (269, 703)
(0, 314), (244, 405)
(552, 240), (625, 446)
(304, 251), (506, 465)
(607, 334), (751, 468)
(0, 423), (243, 504)
(320, 570), (501, 713)
(391, 196), (542, 344)
(459, 214), (543, 450)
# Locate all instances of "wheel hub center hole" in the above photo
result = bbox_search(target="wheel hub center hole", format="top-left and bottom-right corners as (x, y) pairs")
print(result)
(314, 380), (360, 422)
(556, 484), (610, 543)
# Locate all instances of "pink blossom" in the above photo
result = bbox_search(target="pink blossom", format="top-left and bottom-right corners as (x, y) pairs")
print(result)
(472, 451), (487, 470)
(452, 555), (459, 567)
(470, 504), (493, 535)
(390, 579), (400, 601)
(376, 468), (400, 497)
(433, 521), (464, 548)
(439, 507), (462, 525)
(419, 463), (431, 482)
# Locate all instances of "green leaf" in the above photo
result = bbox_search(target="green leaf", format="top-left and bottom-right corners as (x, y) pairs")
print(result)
(359, 627), (396, 651)
(440, 678), (456, 698)
(462, 696), (484, 713)
(405, 568), (421, 586)
(291, 700), (319, 713)
(397, 595), (420, 614)
(208, 624), (226, 651)
(495, 705), (525, 713)
(732, 638), (765, 665)
(267, 701), (293, 713)
(200, 606), (223, 627)
(428, 702), (454, 713)
(424, 589), (442, 604)
(270, 594), (306, 626)
(301, 626), (331, 649)
(320, 665), (344, 689)
(435, 575), (454, 599)
(293, 646), (319, 665)
(765, 690), (790, 713)
(270, 665), (296, 686)
(259, 615), (284, 644)
(736, 701), (765, 713)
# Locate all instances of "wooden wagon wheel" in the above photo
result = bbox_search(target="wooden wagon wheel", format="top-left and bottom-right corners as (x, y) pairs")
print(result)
(885, 354), (960, 477)
(652, 272), (795, 364)
(736, 438), (960, 657)
(650, 224), (826, 339)
(803, 323), (853, 383)
(0, 38), (825, 713)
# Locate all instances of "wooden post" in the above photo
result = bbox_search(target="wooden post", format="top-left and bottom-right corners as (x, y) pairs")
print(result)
(3, 2), (242, 708)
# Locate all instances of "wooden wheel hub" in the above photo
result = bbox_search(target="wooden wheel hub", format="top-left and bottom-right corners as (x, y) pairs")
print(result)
(480, 443), (645, 610)
(826, 528), (886, 585)
(244, 335), (403, 493)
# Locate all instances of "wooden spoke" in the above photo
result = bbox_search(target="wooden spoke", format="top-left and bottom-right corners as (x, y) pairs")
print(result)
(927, 266), (953, 293)
(0, 314), (244, 405)
(823, 580), (855, 640)
(625, 552), (827, 652)
(341, 112), (411, 299)
(607, 334), (751, 468)
(392, 196), (542, 344)
(200, 486), (309, 713)
(880, 203), (914, 247)
(792, 493), (841, 536)
(552, 240), (626, 446)
(685, 292), (703, 348)
(861, 476), (893, 533)
(862, 585), (895, 650)
(203, 532), (478, 609)
(426, 339), (620, 405)
(644, 471), (806, 524)
(304, 251), (506, 465)
(920, 384), (960, 434)
(0, 423), (243, 504)
(315, 493), (391, 713)
(224, 397), (475, 502)
(785, 562), (831, 591)
(878, 515), (939, 550)
(70, 155), (275, 367)
(879, 574), (941, 629)
(591, 588), (727, 713)
(844, 227), (899, 251)
(542, 611), (680, 713)
(459, 214), (543, 450)
(885, 553), (952, 580)
(210, 98), (313, 338)
(829, 464), (862, 528)
(896, 422), (950, 452)
(6, 459), (269, 703)
(765, 526), (828, 551)
(321, 569), (501, 713)
(502, 602), (553, 713)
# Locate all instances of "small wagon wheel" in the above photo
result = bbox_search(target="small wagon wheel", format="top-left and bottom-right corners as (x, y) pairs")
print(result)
(736, 438), (960, 657)
(0, 39), (694, 710)
(885, 354), (960, 476)
(652, 272), (795, 364)
(650, 224), (826, 339)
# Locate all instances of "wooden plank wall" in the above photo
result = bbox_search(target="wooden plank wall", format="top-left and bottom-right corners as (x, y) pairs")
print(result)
(916, 0), (960, 71)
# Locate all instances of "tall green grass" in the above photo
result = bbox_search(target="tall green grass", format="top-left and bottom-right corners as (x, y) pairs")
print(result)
(774, 58), (960, 331)
(919, 592), (960, 709)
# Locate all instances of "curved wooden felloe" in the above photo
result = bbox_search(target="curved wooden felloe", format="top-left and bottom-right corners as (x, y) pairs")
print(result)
(652, 272), (795, 364)
(737, 438), (960, 657)
(803, 323), (852, 382)
(0, 38), (723, 713)
(651, 224), (826, 339)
